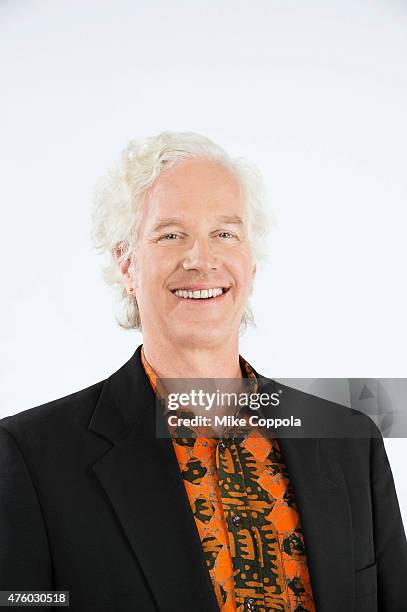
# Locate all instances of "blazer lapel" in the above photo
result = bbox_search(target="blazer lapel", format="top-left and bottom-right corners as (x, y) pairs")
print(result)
(277, 436), (355, 611)
(88, 346), (219, 612)
(256, 375), (356, 612)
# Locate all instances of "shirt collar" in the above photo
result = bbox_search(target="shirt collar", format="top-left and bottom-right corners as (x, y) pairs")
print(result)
(140, 344), (258, 400)
(140, 345), (263, 439)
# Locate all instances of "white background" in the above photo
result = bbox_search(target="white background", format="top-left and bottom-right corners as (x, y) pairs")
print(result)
(1, 0), (406, 527)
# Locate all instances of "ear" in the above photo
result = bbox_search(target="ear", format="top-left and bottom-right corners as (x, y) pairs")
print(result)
(248, 262), (257, 297)
(113, 243), (136, 294)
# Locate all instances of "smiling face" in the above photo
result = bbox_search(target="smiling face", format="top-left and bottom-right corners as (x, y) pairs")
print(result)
(122, 157), (256, 348)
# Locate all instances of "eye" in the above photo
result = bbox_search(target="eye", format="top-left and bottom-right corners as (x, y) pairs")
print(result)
(159, 233), (179, 241)
(218, 231), (236, 240)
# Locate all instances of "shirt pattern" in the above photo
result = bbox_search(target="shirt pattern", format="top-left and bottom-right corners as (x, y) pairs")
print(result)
(140, 346), (315, 612)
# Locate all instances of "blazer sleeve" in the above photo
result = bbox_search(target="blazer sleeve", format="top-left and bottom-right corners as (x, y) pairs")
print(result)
(370, 423), (407, 611)
(0, 425), (53, 590)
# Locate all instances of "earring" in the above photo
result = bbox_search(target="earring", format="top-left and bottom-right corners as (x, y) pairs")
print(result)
(129, 287), (134, 293)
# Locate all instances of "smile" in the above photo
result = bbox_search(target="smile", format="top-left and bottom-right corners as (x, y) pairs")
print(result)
(171, 287), (231, 300)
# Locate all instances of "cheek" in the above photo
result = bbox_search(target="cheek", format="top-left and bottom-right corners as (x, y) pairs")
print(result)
(229, 254), (255, 290)
(137, 251), (174, 291)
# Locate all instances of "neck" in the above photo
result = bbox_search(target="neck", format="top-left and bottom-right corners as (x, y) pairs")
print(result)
(141, 334), (242, 380)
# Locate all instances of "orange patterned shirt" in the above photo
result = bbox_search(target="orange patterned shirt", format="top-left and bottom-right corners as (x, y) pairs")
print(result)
(141, 346), (315, 612)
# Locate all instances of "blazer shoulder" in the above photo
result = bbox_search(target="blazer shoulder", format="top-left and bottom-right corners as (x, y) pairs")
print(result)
(0, 379), (106, 439)
(259, 375), (380, 439)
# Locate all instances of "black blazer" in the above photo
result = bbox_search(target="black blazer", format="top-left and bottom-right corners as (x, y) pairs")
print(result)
(0, 345), (406, 611)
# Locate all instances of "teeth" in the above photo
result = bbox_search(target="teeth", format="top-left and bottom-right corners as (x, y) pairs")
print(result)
(173, 287), (226, 299)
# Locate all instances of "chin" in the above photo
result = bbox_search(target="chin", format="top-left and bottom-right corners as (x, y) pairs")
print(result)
(172, 324), (225, 347)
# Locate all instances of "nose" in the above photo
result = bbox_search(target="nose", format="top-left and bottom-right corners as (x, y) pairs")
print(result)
(182, 237), (219, 273)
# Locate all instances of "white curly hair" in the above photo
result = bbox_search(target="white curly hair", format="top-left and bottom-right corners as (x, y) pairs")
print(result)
(91, 131), (271, 333)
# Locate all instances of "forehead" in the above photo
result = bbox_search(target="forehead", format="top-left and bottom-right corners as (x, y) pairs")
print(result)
(147, 158), (243, 211)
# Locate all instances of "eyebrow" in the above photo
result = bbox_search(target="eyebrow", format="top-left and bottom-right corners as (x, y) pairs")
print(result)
(151, 215), (244, 234)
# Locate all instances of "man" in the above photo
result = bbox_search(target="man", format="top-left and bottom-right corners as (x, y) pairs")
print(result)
(0, 131), (406, 611)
